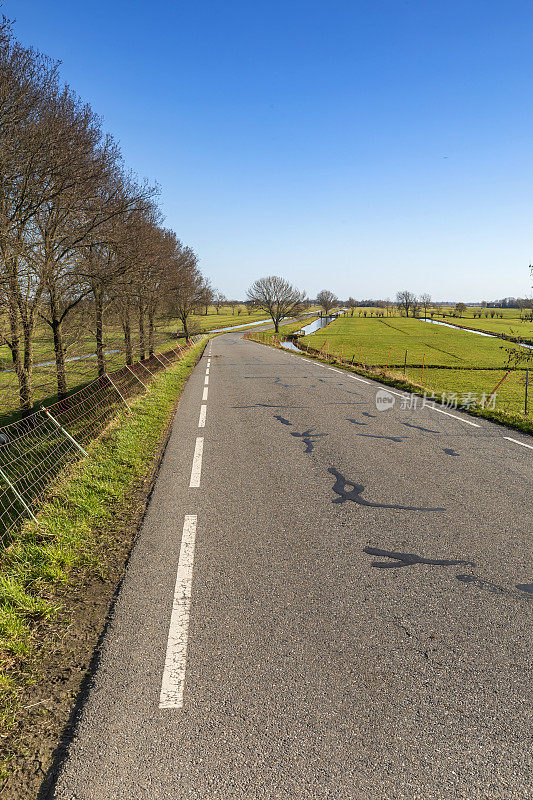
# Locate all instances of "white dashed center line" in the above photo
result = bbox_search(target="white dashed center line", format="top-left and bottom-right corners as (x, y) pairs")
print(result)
(189, 437), (204, 487)
(198, 404), (207, 428)
(202, 386), (208, 401)
(204, 375), (209, 385)
(159, 514), (198, 710)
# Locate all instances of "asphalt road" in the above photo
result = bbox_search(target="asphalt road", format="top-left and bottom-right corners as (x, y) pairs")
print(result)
(50, 330), (532, 800)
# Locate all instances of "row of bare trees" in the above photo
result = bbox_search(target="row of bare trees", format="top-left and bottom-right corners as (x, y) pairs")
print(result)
(0, 17), (209, 412)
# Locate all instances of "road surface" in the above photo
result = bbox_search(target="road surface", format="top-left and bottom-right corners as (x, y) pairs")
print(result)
(49, 330), (532, 799)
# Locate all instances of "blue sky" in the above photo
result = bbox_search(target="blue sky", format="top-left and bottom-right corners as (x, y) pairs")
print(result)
(7, 0), (533, 301)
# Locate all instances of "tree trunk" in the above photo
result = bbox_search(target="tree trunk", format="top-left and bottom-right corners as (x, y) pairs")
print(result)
(148, 308), (155, 356)
(181, 314), (189, 342)
(46, 288), (68, 398)
(5, 273), (31, 411)
(121, 306), (133, 365)
(16, 318), (35, 412)
(95, 288), (105, 377)
(51, 316), (68, 397)
(7, 293), (20, 368)
(138, 302), (145, 360)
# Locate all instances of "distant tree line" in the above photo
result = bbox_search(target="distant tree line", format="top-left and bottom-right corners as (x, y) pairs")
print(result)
(483, 297), (533, 309)
(0, 16), (211, 411)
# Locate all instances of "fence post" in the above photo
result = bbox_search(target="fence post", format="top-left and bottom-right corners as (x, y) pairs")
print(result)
(484, 370), (511, 407)
(0, 465), (37, 522)
(126, 364), (148, 388)
(43, 408), (88, 456)
(106, 374), (132, 413)
(152, 352), (170, 368)
(525, 369), (529, 415)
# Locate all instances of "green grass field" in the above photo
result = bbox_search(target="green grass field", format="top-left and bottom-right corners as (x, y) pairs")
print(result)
(301, 315), (520, 368)
(301, 315), (532, 416)
(430, 310), (533, 342)
(343, 306), (533, 343)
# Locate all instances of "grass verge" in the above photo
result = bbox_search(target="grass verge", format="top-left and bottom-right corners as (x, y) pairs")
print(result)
(0, 337), (206, 794)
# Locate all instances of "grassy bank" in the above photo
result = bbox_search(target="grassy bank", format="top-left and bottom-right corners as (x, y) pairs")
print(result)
(0, 338), (206, 788)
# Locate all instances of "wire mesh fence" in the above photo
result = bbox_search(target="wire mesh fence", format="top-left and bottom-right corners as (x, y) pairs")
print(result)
(0, 336), (202, 544)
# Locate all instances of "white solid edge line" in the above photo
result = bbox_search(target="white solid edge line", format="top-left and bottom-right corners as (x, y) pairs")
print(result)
(189, 437), (204, 487)
(503, 436), (533, 450)
(325, 365), (369, 384)
(362, 385), (481, 427)
(198, 404), (207, 428)
(202, 386), (208, 401)
(159, 514), (197, 709)
(428, 405), (480, 426)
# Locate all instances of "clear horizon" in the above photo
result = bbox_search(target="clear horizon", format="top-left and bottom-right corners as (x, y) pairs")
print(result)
(8, 0), (533, 302)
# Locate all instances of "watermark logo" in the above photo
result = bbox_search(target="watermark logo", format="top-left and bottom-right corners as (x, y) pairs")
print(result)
(375, 389), (396, 411)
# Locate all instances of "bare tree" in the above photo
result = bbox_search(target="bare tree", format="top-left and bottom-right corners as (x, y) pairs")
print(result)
(0, 16), (205, 410)
(167, 244), (205, 341)
(346, 297), (357, 316)
(316, 289), (338, 316)
(396, 290), (416, 317)
(214, 291), (226, 314)
(201, 281), (214, 316)
(420, 293), (431, 319)
(0, 27), (64, 409)
(246, 276), (306, 333)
